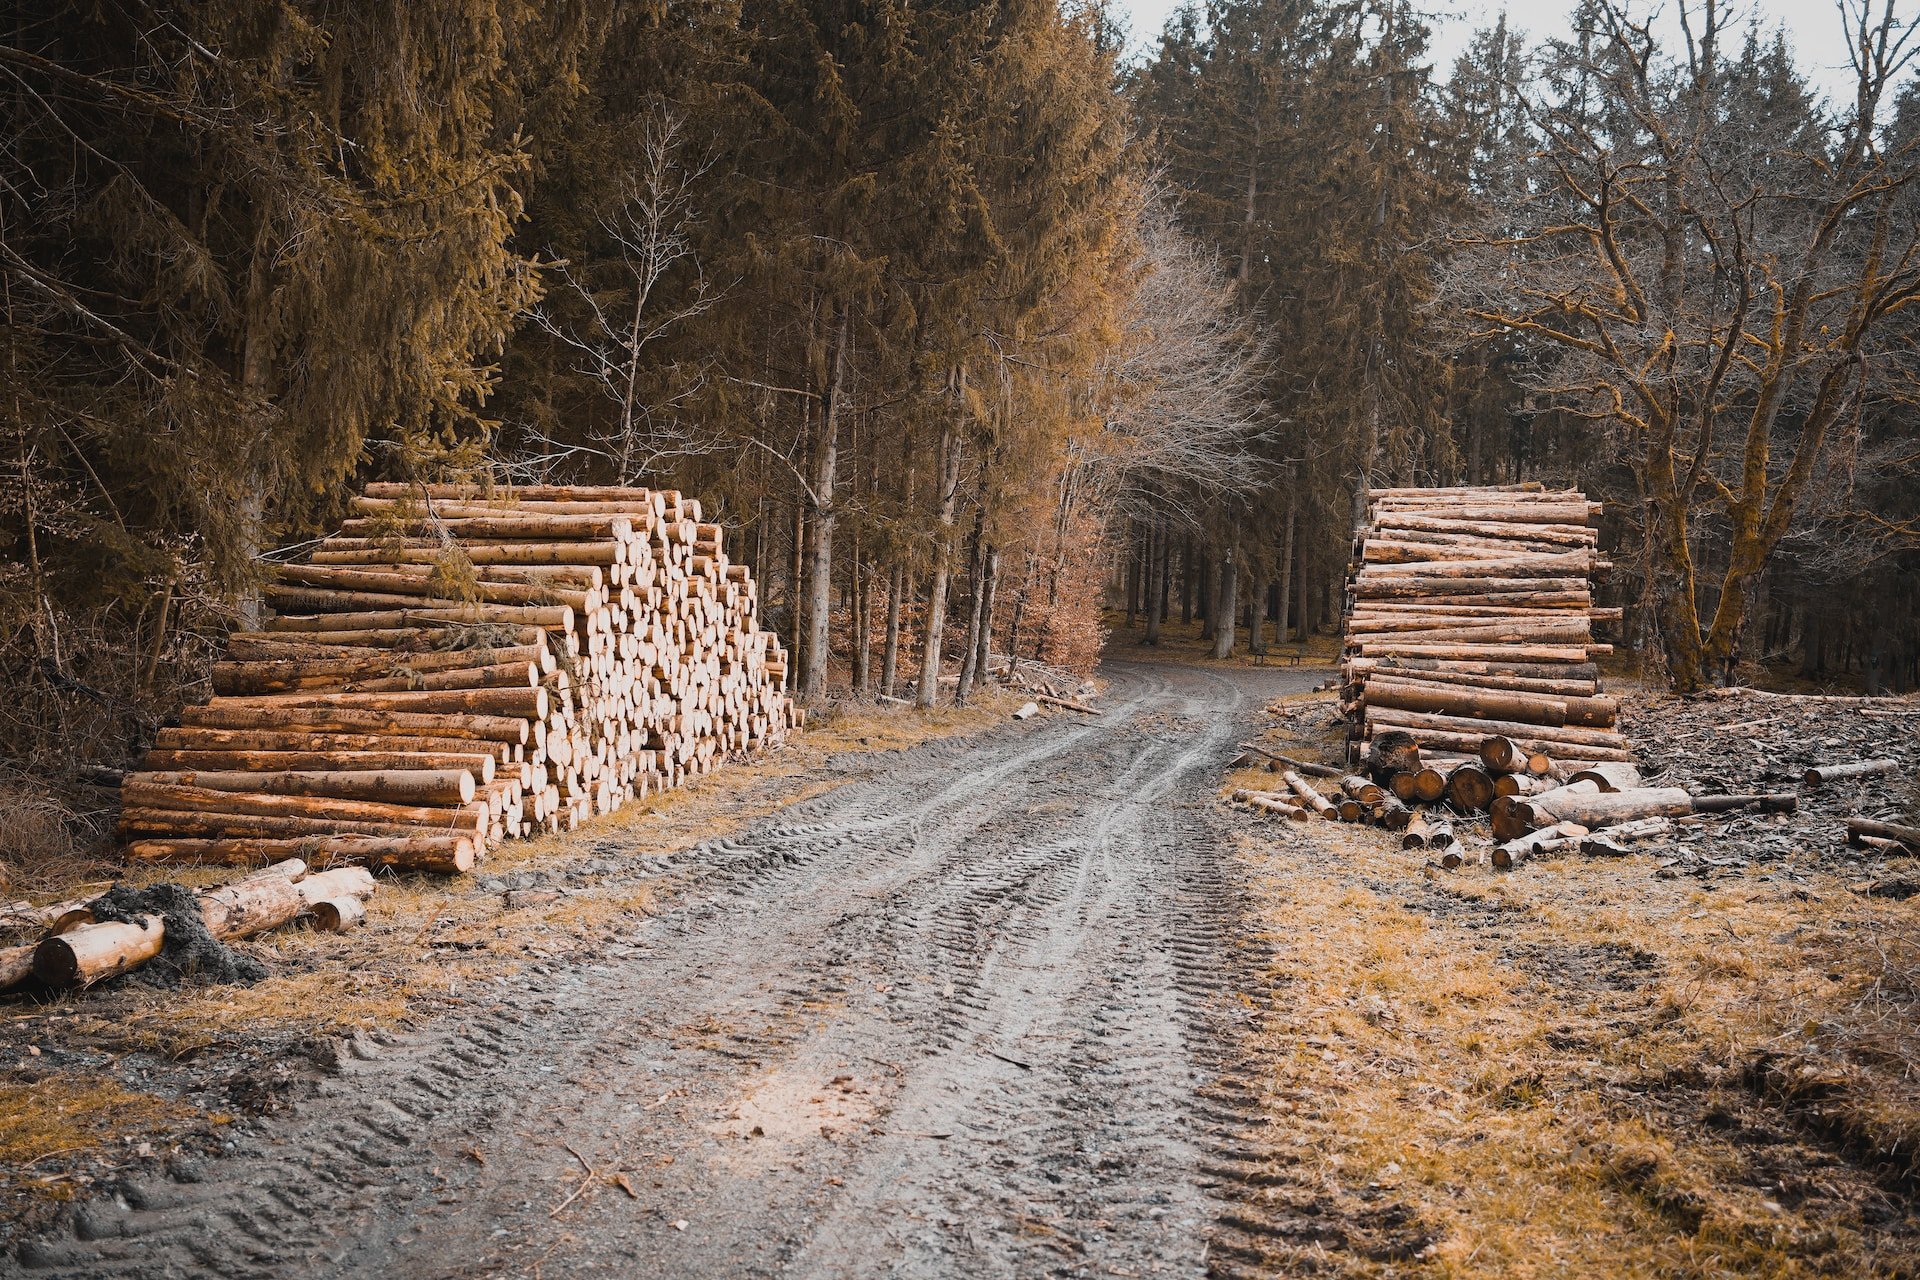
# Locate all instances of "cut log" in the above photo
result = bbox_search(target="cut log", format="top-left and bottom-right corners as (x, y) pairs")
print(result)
(178, 704), (529, 745)
(1846, 817), (1920, 851)
(210, 686), (549, 719)
(1031, 691), (1100, 715)
(33, 869), (309, 988)
(1802, 759), (1899, 787)
(129, 769), (477, 807)
(1, 944), (36, 990)
(1376, 795), (1413, 832)
(1401, 813), (1433, 849)
(124, 835), (475, 874)
(31, 916), (164, 988)
(121, 781), (484, 830)
(1446, 763), (1497, 813)
(1361, 678), (1616, 729)
(1363, 707), (1626, 748)
(1530, 787), (1693, 830)
(213, 645), (549, 694)
(1341, 775), (1386, 806)
(1565, 762), (1642, 792)
(142, 750), (498, 781)
(1690, 793), (1797, 815)
(1364, 731), (1421, 783)
(1238, 743), (1344, 778)
(1282, 771), (1336, 819)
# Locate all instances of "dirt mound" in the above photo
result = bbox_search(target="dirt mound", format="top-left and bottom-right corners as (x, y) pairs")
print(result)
(86, 883), (266, 987)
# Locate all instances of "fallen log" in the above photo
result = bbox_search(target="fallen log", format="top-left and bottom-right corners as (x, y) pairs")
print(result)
(1691, 793), (1797, 815)
(1529, 787), (1693, 830)
(1282, 771), (1336, 819)
(1238, 743), (1344, 778)
(33, 868), (309, 988)
(1802, 759), (1899, 788)
(1031, 691), (1101, 715)
(1847, 817), (1920, 851)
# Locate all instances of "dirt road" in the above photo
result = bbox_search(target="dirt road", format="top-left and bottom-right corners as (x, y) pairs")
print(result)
(13, 660), (1314, 1279)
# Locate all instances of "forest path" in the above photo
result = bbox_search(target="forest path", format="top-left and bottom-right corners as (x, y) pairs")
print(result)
(13, 658), (1315, 1280)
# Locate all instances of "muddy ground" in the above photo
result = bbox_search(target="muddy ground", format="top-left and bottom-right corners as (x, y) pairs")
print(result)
(4, 657), (1919, 1278)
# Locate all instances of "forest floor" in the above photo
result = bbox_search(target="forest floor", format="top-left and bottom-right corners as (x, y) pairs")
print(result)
(2, 657), (1918, 1278)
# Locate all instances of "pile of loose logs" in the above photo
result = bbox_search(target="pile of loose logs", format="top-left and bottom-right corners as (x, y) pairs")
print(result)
(118, 483), (798, 874)
(1233, 738), (1802, 870)
(1340, 483), (1629, 769)
(0, 859), (376, 990)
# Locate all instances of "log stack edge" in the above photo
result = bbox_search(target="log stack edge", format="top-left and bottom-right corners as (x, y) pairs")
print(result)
(118, 483), (801, 873)
(1340, 483), (1624, 767)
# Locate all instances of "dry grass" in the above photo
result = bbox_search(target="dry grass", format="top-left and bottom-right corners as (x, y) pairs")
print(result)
(0, 1076), (210, 1202)
(1228, 809), (1920, 1277)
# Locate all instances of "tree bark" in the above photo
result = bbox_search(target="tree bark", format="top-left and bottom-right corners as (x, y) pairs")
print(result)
(1212, 550), (1237, 659)
(1143, 517), (1165, 645)
(800, 304), (847, 703)
(955, 513), (988, 703)
(916, 422), (964, 709)
(881, 560), (904, 698)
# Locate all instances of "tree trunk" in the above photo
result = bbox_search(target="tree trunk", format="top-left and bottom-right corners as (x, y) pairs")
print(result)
(1212, 551), (1238, 659)
(881, 560), (904, 698)
(851, 541), (871, 698)
(1144, 518), (1165, 645)
(800, 305), (847, 703)
(1125, 523), (1141, 628)
(1180, 536), (1194, 623)
(1278, 476), (1296, 641)
(788, 502), (806, 677)
(955, 516), (989, 705)
(1247, 570), (1268, 655)
(1198, 543), (1215, 641)
(916, 423), (964, 709)
(968, 546), (1000, 698)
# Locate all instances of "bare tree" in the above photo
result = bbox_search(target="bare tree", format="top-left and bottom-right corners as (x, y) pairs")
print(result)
(532, 109), (722, 482)
(1085, 194), (1274, 518)
(1444, 0), (1920, 690)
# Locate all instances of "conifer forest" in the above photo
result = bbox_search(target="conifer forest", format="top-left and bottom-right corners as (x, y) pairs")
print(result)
(3, 1), (1920, 1277)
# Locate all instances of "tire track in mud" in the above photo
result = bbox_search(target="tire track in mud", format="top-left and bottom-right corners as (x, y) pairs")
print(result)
(10, 660), (1315, 1280)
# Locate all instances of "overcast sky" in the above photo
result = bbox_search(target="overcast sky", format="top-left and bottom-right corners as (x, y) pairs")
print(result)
(1111, 0), (1896, 105)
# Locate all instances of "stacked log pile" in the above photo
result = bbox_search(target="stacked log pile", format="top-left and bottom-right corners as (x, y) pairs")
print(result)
(119, 484), (798, 872)
(1341, 484), (1628, 768)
